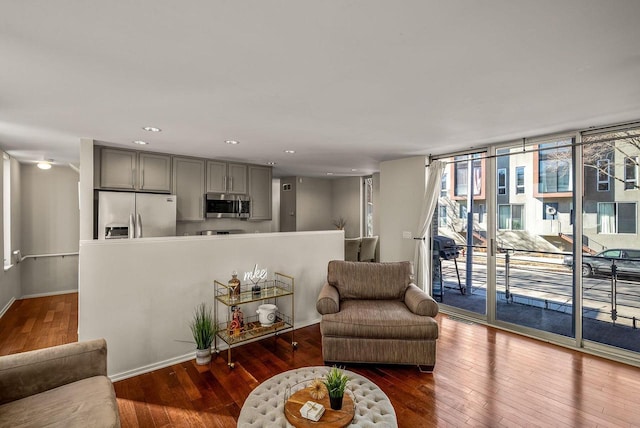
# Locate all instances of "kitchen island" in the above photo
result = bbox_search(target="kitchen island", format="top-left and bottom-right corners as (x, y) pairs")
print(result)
(78, 230), (343, 380)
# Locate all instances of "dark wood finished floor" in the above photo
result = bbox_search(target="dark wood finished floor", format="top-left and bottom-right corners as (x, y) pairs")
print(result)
(2, 293), (640, 427)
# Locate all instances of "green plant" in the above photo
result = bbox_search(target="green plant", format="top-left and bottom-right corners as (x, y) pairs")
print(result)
(323, 366), (349, 398)
(189, 303), (216, 350)
(332, 217), (347, 230)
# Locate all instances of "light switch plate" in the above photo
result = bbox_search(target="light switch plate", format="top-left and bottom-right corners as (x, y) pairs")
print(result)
(402, 231), (412, 239)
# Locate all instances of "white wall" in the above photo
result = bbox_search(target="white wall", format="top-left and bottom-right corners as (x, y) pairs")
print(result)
(0, 156), (21, 315)
(296, 177), (332, 231)
(379, 156), (426, 262)
(78, 231), (343, 379)
(20, 164), (79, 297)
(331, 177), (361, 238)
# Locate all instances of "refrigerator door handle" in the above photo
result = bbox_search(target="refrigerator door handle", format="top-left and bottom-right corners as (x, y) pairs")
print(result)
(129, 214), (135, 239)
(136, 213), (143, 238)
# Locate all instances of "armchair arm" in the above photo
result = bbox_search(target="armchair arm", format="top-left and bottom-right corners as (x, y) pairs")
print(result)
(316, 282), (340, 314)
(0, 338), (108, 405)
(404, 284), (439, 317)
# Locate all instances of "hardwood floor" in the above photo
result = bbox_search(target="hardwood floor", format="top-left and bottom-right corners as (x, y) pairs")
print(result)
(2, 293), (640, 427)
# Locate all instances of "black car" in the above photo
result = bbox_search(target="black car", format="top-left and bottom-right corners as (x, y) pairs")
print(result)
(563, 248), (640, 278)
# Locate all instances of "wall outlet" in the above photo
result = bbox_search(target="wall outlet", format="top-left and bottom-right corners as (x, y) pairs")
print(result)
(402, 231), (412, 239)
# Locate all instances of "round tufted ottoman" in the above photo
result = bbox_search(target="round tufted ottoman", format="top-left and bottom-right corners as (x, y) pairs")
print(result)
(237, 366), (397, 427)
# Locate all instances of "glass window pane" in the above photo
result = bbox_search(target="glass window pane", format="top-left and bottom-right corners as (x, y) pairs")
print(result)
(618, 202), (636, 234)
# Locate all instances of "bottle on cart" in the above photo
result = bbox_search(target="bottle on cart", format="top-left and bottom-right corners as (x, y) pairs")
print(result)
(228, 271), (241, 302)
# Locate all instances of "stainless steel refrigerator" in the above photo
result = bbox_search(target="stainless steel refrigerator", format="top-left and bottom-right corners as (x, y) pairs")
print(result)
(98, 191), (177, 239)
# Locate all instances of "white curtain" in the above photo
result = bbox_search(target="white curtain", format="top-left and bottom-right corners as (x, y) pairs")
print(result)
(414, 160), (445, 292)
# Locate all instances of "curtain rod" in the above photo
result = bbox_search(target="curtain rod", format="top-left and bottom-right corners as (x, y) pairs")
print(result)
(429, 133), (639, 166)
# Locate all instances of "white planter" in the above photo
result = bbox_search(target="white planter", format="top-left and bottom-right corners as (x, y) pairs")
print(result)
(195, 348), (212, 365)
(256, 304), (278, 326)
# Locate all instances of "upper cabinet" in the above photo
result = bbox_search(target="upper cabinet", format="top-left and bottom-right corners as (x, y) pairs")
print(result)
(173, 157), (205, 221)
(96, 147), (171, 193)
(95, 145), (272, 222)
(139, 152), (172, 192)
(206, 161), (247, 194)
(248, 165), (272, 220)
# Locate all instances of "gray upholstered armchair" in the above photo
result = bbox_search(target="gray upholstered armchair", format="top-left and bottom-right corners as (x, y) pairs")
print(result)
(0, 339), (121, 427)
(316, 260), (439, 371)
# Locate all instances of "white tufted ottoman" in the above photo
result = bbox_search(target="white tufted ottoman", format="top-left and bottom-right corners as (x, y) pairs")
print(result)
(237, 366), (397, 427)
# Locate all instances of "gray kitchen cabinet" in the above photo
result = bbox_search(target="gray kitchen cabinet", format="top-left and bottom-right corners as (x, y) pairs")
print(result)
(206, 161), (247, 194)
(100, 148), (137, 189)
(98, 147), (171, 192)
(248, 165), (272, 220)
(173, 157), (205, 221)
(139, 152), (171, 192)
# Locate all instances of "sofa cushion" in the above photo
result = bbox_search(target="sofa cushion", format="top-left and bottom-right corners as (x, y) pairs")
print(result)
(320, 300), (438, 340)
(0, 376), (120, 428)
(327, 260), (412, 300)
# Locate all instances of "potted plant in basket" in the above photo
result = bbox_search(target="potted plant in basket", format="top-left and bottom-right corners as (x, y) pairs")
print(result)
(189, 302), (216, 365)
(323, 366), (349, 410)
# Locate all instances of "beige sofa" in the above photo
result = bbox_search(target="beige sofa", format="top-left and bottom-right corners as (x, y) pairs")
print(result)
(0, 339), (121, 427)
(316, 260), (439, 371)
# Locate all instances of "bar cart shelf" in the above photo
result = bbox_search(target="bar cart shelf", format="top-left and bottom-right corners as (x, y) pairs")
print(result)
(213, 272), (296, 368)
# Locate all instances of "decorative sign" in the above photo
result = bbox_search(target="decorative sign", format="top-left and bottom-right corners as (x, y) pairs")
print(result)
(244, 264), (268, 284)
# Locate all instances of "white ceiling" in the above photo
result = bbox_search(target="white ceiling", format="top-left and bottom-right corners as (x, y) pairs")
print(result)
(2, 1), (640, 177)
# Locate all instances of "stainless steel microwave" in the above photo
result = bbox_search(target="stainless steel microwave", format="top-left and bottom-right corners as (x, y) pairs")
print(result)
(205, 193), (250, 218)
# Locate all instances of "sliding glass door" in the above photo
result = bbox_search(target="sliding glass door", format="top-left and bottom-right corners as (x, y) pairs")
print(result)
(493, 139), (575, 338)
(432, 123), (640, 364)
(435, 152), (487, 315)
(581, 127), (640, 353)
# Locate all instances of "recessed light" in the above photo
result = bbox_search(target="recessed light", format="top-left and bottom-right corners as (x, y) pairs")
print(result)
(351, 169), (358, 172)
(133, 140), (148, 145)
(142, 126), (161, 132)
(326, 172), (334, 176)
(266, 161), (277, 165)
(284, 150), (296, 154)
(37, 161), (52, 170)
(225, 140), (240, 145)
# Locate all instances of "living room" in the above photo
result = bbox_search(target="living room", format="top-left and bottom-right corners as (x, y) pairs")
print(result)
(2, 1), (640, 426)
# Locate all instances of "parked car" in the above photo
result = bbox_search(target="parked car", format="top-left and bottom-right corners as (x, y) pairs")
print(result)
(563, 249), (640, 278)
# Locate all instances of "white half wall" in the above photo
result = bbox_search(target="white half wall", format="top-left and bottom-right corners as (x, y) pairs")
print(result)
(79, 230), (343, 379)
(379, 156), (426, 262)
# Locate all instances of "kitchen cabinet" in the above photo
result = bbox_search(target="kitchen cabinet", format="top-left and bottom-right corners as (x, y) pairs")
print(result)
(172, 157), (205, 221)
(213, 272), (296, 368)
(206, 161), (247, 194)
(248, 165), (272, 220)
(138, 152), (171, 192)
(97, 147), (171, 192)
(99, 148), (137, 190)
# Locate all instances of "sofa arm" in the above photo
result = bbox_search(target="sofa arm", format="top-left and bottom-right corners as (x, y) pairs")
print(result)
(404, 284), (439, 317)
(316, 282), (340, 314)
(0, 338), (108, 405)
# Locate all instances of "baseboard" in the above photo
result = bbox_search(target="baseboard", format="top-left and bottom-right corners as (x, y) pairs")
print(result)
(20, 289), (78, 299)
(109, 351), (197, 382)
(0, 297), (16, 318)
(108, 320), (321, 382)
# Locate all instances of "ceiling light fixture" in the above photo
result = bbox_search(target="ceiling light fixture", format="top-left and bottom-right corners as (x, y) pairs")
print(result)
(266, 161), (277, 165)
(142, 126), (161, 132)
(225, 140), (240, 145)
(37, 161), (52, 170)
(133, 140), (149, 145)
(326, 172), (334, 176)
(284, 150), (296, 154)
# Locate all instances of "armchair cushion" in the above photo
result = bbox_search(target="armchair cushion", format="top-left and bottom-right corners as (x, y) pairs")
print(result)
(327, 260), (412, 301)
(320, 300), (438, 340)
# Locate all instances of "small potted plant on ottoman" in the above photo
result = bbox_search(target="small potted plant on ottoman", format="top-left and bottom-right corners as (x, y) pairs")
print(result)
(324, 366), (349, 410)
